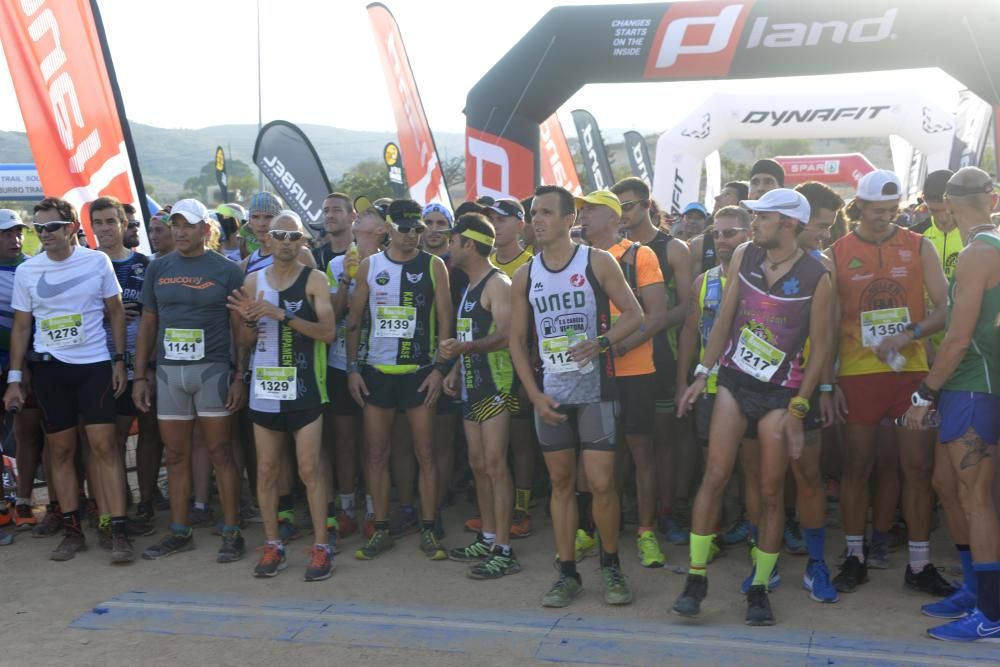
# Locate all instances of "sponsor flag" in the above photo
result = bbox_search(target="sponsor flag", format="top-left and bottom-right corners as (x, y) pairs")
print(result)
(623, 131), (654, 187)
(215, 146), (228, 203)
(0, 0), (151, 252)
(367, 3), (451, 208)
(949, 90), (994, 170)
(383, 142), (406, 198)
(253, 120), (331, 234)
(571, 110), (613, 192)
(539, 114), (582, 195)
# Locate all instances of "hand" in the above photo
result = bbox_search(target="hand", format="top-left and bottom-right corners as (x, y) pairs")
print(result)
(784, 412), (805, 460)
(224, 377), (247, 413)
(677, 375), (707, 417)
(875, 331), (912, 363)
(531, 393), (567, 426)
(674, 381), (689, 410)
(438, 338), (463, 361)
(3, 382), (24, 413)
(819, 392), (836, 426)
(419, 368), (444, 407)
(902, 403), (929, 430)
(111, 361), (127, 398)
(226, 287), (257, 321)
(442, 368), (460, 398)
(613, 343), (628, 358)
(832, 385), (849, 423)
(123, 303), (141, 323)
(132, 378), (152, 413)
(347, 371), (368, 407)
(569, 339), (601, 367)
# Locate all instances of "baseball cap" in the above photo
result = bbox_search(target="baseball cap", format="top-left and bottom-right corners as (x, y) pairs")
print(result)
(422, 202), (454, 226)
(574, 190), (622, 216)
(354, 196), (390, 220)
(682, 202), (708, 217)
(945, 167), (996, 197)
(169, 198), (209, 224)
(922, 170), (953, 202)
(455, 201), (487, 218)
(0, 209), (26, 230)
(740, 188), (811, 225)
(486, 199), (525, 220)
(249, 191), (283, 216)
(856, 170), (902, 202)
(216, 202), (247, 222)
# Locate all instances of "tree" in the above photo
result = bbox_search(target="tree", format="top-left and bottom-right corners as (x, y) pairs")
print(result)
(180, 158), (257, 202)
(333, 159), (399, 200)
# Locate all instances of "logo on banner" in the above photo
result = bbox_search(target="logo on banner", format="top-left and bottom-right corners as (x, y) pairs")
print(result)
(921, 107), (954, 134)
(645, 2), (753, 78)
(260, 155), (322, 224)
(630, 141), (650, 184)
(681, 113), (712, 140)
(466, 129), (533, 201)
(742, 106), (891, 126)
(580, 123), (607, 190)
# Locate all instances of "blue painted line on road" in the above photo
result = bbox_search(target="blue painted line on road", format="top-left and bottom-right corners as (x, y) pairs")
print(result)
(71, 591), (999, 666)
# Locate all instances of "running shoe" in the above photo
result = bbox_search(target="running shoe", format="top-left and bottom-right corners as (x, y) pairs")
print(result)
(362, 513), (376, 540)
(0, 529), (12, 546)
(253, 543), (287, 578)
(217, 529), (245, 563)
(240, 499), (263, 524)
(658, 515), (689, 545)
(672, 574), (708, 617)
(188, 505), (215, 529)
(868, 538), (890, 569)
(304, 545), (334, 582)
(833, 555), (868, 593)
(783, 518), (807, 555)
(511, 510), (532, 538)
(463, 516), (482, 534)
(126, 516), (156, 538)
(448, 535), (492, 562)
(135, 501), (154, 524)
(922, 585), (976, 619)
(740, 564), (781, 594)
(32, 505), (62, 538)
(97, 524), (113, 550)
(0, 504), (13, 528)
(277, 518), (302, 544)
(906, 563), (958, 597)
(354, 528), (394, 560)
(468, 548), (521, 580)
(110, 534), (135, 564)
(542, 574), (583, 608)
(745, 584), (775, 626)
(335, 512), (358, 538)
(927, 608), (1000, 642)
(50, 528), (87, 561)
(419, 528), (447, 560)
(391, 506), (420, 538)
(143, 531), (195, 560)
(803, 560), (838, 603)
(721, 519), (751, 546)
(636, 530), (666, 568)
(13, 504), (37, 530)
(600, 564), (633, 605)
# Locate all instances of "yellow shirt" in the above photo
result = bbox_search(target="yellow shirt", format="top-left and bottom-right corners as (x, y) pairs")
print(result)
(490, 247), (533, 279)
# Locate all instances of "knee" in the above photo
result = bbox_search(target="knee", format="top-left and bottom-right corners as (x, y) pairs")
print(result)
(842, 453), (873, 483)
(902, 458), (933, 485)
(700, 464), (731, 495)
(549, 471), (575, 495)
(588, 475), (615, 498)
(483, 451), (508, 481)
(366, 444), (389, 469)
(759, 479), (784, 508)
(205, 442), (233, 467)
(163, 445), (189, 469)
(297, 462), (319, 489)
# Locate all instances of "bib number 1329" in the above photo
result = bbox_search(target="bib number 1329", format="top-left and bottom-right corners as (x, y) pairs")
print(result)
(254, 367), (297, 400)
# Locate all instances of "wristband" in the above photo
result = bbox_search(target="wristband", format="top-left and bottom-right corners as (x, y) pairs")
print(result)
(788, 396), (810, 419)
(6, 370), (22, 384)
(693, 363), (712, 379)
(905, 322), (923, 340)
(916, 381), (940, 403)
(819, 384), (834, 393)
(133, 377), (147, 383)
(346, 361), (361, 375)
(597, 335), (611, 352)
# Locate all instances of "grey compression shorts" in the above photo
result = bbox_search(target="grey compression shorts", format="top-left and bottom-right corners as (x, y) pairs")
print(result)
(534, 400), (618, 452)
(157, 362), (232, 420)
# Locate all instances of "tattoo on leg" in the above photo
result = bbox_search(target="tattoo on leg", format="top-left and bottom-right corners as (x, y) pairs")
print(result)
(957, 431), (992, 470)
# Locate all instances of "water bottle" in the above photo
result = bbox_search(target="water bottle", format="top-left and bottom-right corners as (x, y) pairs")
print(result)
(566, 327), (594, 374)
(345, 242), (359, 280)
(886, 350), (906, 372)
(894, 410), (940, 429)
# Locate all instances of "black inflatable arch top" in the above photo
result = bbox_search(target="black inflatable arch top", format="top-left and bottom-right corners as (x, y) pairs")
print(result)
(464, 0), (1000, 200)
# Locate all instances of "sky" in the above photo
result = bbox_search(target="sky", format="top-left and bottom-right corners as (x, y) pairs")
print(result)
(0, 0), (964, 140)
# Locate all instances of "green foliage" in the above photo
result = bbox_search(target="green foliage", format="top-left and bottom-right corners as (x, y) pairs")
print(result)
(333, 159), (401, 200)
(181, 158), (257, 202)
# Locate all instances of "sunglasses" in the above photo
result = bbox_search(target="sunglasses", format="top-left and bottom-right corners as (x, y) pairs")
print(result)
(619, 199), (648, 212)
(391, 222), (425, 235)
(268, 229), (304, 242)
(713, 228), (747, 239)
(127, 220), (141, 229)
(34, 221), (72, 234)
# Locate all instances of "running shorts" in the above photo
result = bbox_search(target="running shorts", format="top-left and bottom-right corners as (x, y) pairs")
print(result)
(939, 391), (1000, 446)
(717, 366), (793, 425)
(534, 401), (618, 453)
(250, 405), (324, 433)
(838, 371), (923, 428)
(617, 373), (656, 435)
(362, 366), (434, 411)
(462, 392), (519, 423)
(31, 359), (116, 432)
(157, 362), (232, 420)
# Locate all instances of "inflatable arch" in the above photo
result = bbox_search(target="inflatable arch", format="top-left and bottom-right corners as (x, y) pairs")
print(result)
(652, 92), (955, 213)
(464, 0), (1000, 201)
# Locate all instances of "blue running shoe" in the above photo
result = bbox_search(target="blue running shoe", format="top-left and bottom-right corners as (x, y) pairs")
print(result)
(740, 564), (780, 594)
(658, 515), (689, 545)
(803, 560), (838, 603)
(783, 518), (807, 555)
(928, 608), (1000, 642)
(922, 586), (976, 619)
(721, 519), (751, 546)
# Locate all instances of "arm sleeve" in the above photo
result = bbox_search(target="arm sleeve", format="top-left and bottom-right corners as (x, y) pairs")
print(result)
(636, 246), (664, 288)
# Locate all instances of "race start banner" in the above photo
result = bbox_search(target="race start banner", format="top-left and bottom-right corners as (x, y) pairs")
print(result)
(0, 0), (151, 251)
(253, 120), (331, 234)
(367, 3), (451, 208)
(571, 109), (614, 192)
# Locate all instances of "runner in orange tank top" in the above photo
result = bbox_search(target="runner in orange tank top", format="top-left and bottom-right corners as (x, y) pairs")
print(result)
(826, 170), (953, 598)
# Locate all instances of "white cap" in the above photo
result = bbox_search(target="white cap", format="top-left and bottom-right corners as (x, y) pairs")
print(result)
(856, 169), (902, 202)
(0, 209), (25, 231)
(740, 188), (811, 225)
(170, 198), (209, 224)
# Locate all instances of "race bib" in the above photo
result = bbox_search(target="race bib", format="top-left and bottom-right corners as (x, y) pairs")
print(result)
(164, 328), (205, 361)
(456, 318), (473, 343)
(40, 314), (83, 348)
(374, 306), (416, 339)
(540, 336), (578, 374)
(861, 307), (910, 348)
(254, 367), (297, 401)
(732, 328), (785, 382)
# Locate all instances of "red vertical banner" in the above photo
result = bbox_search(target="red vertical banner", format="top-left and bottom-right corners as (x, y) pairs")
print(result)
(539, 114), (583, 196)
(0, 0), (147, 248)
(367, 3), (451, 208)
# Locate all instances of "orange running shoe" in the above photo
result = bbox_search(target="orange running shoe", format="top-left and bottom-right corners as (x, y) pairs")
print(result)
(511, 510), (532, 538)
(0, 503), (12, 528)
(336, 512), (358, 538)
(14, 504), (37, 530)
(464, 516), (482, 534)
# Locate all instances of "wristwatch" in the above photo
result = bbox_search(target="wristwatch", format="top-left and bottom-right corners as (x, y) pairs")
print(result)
(597, 335), (611, 352)
(112, 353), (126, 363)
(283, 309), (297, 322)
(694, 363), (713, 378)
(911, 382), (939, 407)
(905, 322), (923, 339)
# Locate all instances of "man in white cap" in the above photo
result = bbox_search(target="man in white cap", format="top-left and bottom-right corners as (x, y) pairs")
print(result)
(133, 198), (249, 564)
(827, 170), (954, 598)
(673, 188), (833, 626)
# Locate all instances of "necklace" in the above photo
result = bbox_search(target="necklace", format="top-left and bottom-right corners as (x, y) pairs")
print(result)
(766, 247), (799, 271)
